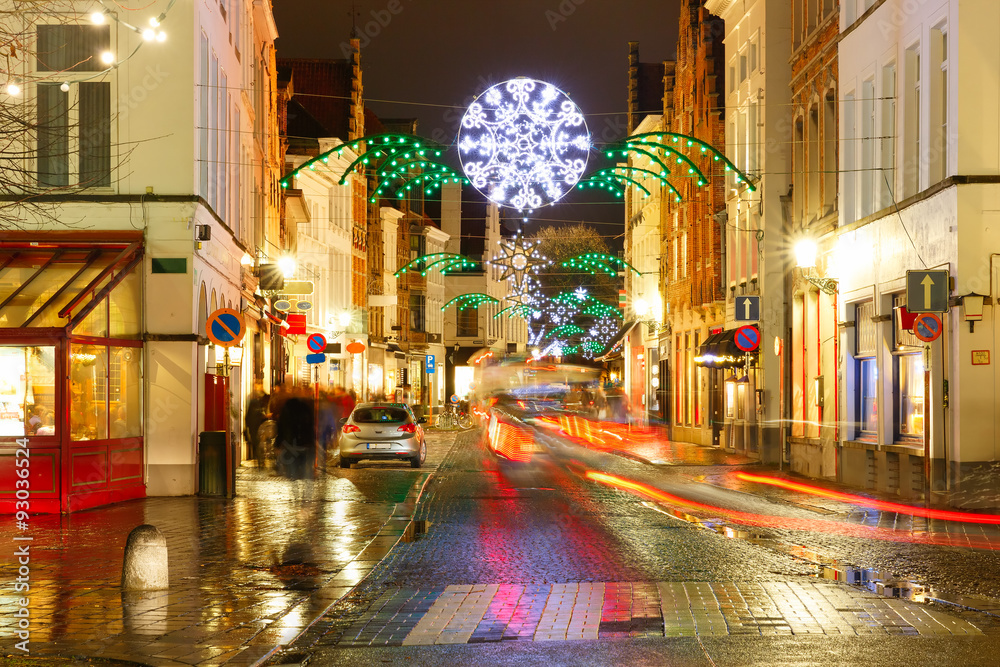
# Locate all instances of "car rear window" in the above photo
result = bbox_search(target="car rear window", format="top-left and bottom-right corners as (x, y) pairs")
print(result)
(353, 407), (409, 423)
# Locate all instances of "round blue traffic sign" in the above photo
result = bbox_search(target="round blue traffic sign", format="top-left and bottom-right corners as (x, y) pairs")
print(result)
(206, 308), (245, 348)
(734, 325), (760, 352)
(307, 332), (327, 353)
(913, 313), (942, 342)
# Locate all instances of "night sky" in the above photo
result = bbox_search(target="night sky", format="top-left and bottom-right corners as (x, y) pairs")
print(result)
(272, 0), (682, 238)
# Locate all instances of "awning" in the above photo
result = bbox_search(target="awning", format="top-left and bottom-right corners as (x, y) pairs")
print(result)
(594, 320), (639, 362)
(0, 233), (144, 331)
(694, 328), (757, 368)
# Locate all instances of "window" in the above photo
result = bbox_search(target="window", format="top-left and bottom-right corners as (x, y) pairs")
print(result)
(71, 344), (108, 441)
(409, 293), (425, 333)
(879, 63), (897, 210)
(859, 358), (878, 434)
(749, 38), (758, 73)
(930, 24), (948, 183)
(36, 80), (111, 188)
(898, 353), (924, 438)
(794, 118), (804, 223)
(457, 305), (477, 337)
(855, 301), (877, 437)
(729, 60), (736, 94)
(860, 78), (875, 217)
(410, 232), (425, 260)
(0, 347), (56, 438)
(36, 25), (110, 72)
(748, 95), (759, 173)
(809, 107), (820, 217)
(199, 33), (209, 197)
(903, 44), (921, 198)
(37, 83), (68, 187)
(843, 92), (856, 223)
(740, 50), (747, 82)
(823, 91), (837, 212)
(209, 50), (219, 209)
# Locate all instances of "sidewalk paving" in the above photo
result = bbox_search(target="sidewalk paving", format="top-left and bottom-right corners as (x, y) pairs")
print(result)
(0, 432), (450, 666)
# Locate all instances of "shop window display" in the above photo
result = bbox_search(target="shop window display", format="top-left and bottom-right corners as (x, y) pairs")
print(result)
(859, 358), (878, 435)
(70, 344), (108, 440)
(898, 353), (924, 438)
(0, 346), (56, 437)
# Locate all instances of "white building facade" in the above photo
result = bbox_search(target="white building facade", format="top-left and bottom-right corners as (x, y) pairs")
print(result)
(834, 0), (1000, 503)
(0, 0), (282, 510)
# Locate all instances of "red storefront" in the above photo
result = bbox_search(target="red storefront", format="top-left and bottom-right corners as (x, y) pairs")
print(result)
(0, 232), (145, 513)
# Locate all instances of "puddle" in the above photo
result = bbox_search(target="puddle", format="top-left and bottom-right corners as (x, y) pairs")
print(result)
(401, 520), (431, 543)
(640, 500), (928, 602)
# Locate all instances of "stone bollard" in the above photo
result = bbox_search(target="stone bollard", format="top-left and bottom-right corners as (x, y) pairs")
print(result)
(121, 524), (169, 591)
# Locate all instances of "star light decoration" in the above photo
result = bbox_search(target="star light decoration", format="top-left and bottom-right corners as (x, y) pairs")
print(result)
(458, 78), (591, 211)
(487, 234), (551, 295)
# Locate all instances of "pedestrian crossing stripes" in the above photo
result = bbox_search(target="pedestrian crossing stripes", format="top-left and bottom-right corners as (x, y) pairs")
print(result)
(334, 581), (982, 646)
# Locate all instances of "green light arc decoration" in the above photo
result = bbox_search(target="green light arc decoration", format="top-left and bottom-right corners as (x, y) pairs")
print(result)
(549, 324), (586, 338)
(279, 133), (447, 188)
(576, 177), (625, 197)
(591, 170), (651, 198)
(550, 291), (591, 306)
(442, 293), (500, 311)
(621, 131), (756, 191)
(605, 146), (695, 186)
(583, 302), (624, 320)
(618, 141), (707, 185)
(560, 253), (640, 277)
(593, 166), (683, 202)
(406, 172), (469, 198)
(394, 252), (481, 278)
(371, 163), (469, 203)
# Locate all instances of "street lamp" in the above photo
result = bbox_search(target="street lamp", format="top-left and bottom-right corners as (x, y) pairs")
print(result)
(278, 256), (296, 278)
(794, 238), (838, 295)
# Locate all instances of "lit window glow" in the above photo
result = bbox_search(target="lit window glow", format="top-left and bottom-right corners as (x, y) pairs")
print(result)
(459, 78), (590, 211)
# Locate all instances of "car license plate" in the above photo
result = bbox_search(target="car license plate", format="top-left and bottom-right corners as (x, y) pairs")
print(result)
(367, 443), (391, 450)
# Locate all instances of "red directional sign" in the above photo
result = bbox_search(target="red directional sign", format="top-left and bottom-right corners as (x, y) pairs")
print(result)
(734, 325), (761, 352)
(306, 332), (327, 353)
(912, 313), (943, 342)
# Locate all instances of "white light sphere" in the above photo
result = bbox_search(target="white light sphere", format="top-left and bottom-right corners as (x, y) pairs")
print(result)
(458, 77), (590, 211)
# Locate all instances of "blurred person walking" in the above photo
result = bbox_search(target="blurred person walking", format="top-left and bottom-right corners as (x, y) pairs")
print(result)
(274, 387), (315, 480)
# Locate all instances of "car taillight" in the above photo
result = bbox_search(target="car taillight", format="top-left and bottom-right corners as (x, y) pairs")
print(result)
(342, 424), (360, 433)
(397, 423), (416, 433)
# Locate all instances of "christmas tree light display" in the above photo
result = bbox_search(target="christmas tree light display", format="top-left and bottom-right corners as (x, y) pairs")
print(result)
(458, 78), (591, 211)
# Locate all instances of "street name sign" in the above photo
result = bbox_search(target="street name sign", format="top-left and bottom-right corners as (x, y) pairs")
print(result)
(734, 325), (761, 352)
(906, 270), (949, 313)
(735, 295), (760, 322)
(913, 313), (943, 342)
(206, 308), (245, 347)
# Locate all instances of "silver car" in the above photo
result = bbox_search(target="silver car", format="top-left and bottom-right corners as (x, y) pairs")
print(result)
(338, 403), (427, 468)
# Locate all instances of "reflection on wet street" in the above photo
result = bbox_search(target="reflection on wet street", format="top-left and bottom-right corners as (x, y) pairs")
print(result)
(0, 431), (455, 664)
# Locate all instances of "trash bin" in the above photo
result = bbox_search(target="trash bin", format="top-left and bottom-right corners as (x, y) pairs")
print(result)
(198, 431), (227, 496)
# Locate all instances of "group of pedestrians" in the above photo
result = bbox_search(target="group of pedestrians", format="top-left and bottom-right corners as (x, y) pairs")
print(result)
(244, 383), (357, 480)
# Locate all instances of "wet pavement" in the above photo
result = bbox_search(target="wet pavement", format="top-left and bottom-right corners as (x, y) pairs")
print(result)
(0, 430), (456, 665)
(280, 422), (1000, 665)
(8, 418), (1000, 666)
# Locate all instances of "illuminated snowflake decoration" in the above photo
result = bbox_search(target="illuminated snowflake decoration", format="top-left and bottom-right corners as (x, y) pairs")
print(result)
(459, 78), (591, 211)
(488, 234), (551, 293)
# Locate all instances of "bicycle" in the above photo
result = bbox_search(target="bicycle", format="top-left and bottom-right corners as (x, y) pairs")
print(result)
(435, 404), (472, 430)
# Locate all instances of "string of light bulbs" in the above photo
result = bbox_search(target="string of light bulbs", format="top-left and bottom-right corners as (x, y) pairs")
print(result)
(5, 0), (177, 97)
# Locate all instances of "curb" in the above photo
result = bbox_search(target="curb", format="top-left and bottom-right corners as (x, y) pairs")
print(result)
(256, 459), (441, 665)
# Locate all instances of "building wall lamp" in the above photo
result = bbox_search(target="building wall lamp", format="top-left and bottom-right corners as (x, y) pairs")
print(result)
(960, 293), (987, 333)
(793, 238), (838, 295)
